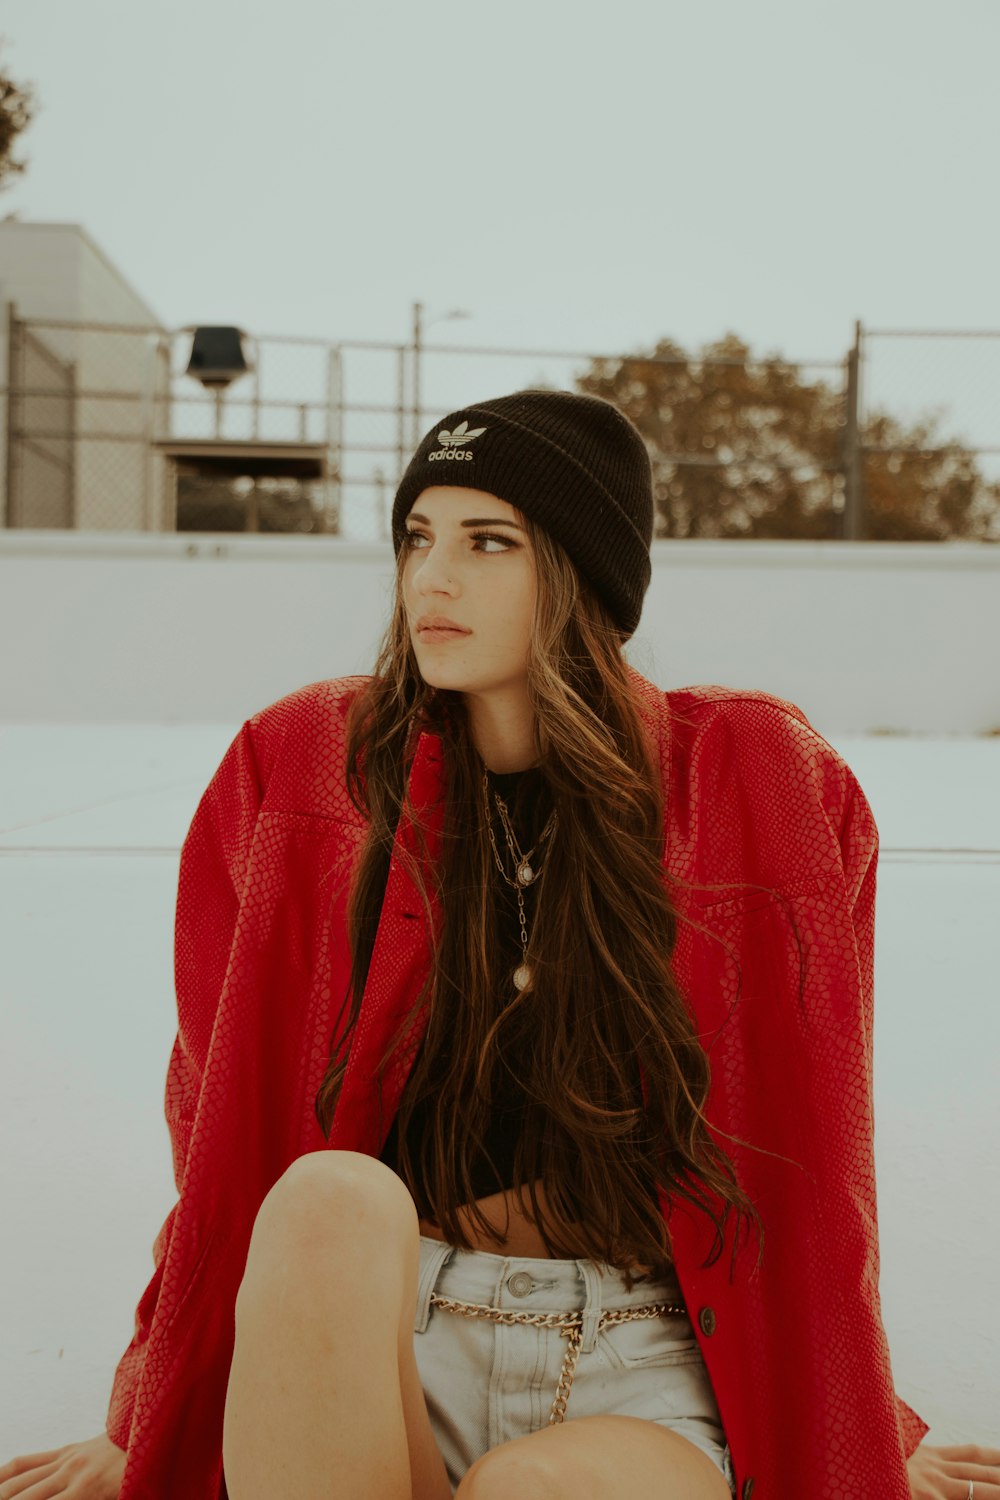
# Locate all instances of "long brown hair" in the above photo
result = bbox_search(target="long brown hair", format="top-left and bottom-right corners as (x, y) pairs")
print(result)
(315, 515), (767, 1289)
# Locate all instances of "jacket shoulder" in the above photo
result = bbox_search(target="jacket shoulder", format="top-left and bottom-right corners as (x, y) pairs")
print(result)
(664, 682), (850, 775)
(631, 668), (850, 780)
(657, 681), (873, 892)
(665, 681), (811, 730)
(247, 674), (370, 743)
(243, 675), (372, 817)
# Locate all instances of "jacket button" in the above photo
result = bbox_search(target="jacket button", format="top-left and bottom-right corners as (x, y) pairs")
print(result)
(741, 1481), (755, 1499)
(698, 1305), (717, 1336)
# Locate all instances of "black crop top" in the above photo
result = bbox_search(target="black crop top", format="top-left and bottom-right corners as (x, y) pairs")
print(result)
(377, 765), (646, 1211)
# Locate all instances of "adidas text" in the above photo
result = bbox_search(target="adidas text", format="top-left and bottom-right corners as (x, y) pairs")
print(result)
(428, 449), (475, 461)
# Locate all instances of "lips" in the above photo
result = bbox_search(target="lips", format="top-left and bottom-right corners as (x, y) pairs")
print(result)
(415, 615), (471, 637)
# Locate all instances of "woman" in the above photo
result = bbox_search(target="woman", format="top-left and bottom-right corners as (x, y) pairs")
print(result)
(2, 390), (995, 1500)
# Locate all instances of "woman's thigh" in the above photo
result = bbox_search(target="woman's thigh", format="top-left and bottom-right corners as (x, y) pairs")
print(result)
(399, 1332), (458, 1500)
(456, 1414), (734, 1500)
(261, 1152), (455, 1500)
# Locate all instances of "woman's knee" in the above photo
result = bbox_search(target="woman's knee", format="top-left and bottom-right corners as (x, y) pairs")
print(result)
(249, 1149), (420, 1261)
(457, 1447), (553, 1500)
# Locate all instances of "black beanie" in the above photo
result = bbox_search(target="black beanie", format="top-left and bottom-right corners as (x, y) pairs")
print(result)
(390, 389), (654, 637)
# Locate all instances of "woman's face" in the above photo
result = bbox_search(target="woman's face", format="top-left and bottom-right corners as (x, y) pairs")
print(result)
(401, 486), (536, 699)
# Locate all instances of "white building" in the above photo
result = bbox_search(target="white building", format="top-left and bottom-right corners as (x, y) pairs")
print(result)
(0, 221), (171, 529)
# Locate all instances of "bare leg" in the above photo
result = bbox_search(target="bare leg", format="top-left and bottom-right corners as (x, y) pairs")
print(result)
(223, 1150), (448, 1500)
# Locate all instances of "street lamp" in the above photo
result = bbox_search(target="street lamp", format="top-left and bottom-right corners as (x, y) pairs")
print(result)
(412, 301), (471, 449)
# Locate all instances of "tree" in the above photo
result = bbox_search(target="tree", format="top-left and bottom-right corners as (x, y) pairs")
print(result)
(0, 44), (35, 192)
(576, 333), (1000, 541)
(861, 409), (999, 541)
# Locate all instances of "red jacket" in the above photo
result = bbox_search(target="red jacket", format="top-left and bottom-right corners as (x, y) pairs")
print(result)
(107, 669), (929, 1499)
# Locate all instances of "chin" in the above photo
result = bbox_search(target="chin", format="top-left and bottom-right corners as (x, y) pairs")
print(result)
(414, 665), (478, 694)
(411, 656), (490, 697)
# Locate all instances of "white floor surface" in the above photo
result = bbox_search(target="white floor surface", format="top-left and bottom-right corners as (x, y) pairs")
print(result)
(1, 723), (997, 1457)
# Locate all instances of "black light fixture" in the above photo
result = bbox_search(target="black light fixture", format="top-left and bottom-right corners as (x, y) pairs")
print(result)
(185, 326), (251, 389)
(185, 326), (253, 436)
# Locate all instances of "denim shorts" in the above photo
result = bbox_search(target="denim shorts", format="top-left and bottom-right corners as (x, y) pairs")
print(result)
(413, 1233), (737, 1496)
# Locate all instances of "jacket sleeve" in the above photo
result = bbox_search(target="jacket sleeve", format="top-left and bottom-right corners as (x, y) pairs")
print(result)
(105, 718), (264, 1451)
(839, 763), (930, 1458)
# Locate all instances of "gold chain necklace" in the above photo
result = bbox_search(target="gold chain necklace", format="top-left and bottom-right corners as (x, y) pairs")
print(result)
(482, 772), (557, 992)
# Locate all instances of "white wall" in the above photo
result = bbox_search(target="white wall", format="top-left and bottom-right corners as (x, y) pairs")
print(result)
(0, 220), (161, 325)
(0, 223), (86, 321)
(69, 228), (169, 532)
(1, 532), (998, 733)
(0, 223), (169, 531)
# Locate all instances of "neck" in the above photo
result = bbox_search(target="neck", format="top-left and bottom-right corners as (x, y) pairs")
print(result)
(463, 686), (537, 773)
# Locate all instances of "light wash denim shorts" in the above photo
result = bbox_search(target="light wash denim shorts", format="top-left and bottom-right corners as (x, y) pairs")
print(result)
(413, 1233), (737, 1495)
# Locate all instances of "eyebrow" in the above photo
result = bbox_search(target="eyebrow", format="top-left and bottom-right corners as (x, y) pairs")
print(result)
(406, 512), (525, 531)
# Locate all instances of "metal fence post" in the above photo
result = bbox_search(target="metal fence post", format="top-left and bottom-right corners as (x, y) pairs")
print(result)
(67, 357), (78, 529)
(140, 335), (156, 530)
(396, 344), (407, 487)
(252, 339), (261, 441)
(843, 319), (865, 540)
(325, 343), (343, 535)
(4, 303), (19, 527)
(412, 300), (423, 452)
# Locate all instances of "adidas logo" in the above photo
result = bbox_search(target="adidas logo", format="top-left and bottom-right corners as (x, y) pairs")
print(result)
(428, 419), (487, 462)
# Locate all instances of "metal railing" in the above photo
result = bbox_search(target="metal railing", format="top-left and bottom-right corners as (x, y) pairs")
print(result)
(2, 312), (998, 541)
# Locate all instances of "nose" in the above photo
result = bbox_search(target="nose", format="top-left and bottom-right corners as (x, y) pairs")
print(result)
(412, 540), (459, 598)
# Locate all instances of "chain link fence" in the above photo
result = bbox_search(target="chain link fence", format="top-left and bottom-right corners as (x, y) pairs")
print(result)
(2, 313), (998, 541)
(4, 313), (77, 527)
(858, 326), (1000, 541)
(861, 329), (1000, 467)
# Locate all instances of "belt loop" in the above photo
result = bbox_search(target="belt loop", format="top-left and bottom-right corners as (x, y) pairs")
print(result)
(576, 1258), (604, 1354)
(414, 1238), (454, 1333)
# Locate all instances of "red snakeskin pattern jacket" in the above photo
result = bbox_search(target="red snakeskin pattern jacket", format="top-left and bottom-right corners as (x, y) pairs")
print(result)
(106, 669), (929, 1499)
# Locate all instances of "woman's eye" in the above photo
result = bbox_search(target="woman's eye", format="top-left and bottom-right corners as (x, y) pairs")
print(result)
(403, 530), (430, 549)
(470, 531), (515, 553)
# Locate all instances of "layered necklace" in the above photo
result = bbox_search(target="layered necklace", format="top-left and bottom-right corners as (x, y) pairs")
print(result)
(482, 770), (557, 992)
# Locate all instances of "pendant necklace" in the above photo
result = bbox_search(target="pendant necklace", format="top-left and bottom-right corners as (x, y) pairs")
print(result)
(482, 771), (557, 993)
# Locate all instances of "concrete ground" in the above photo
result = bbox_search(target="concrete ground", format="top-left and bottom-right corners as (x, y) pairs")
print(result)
(1, 723), (997, 1456)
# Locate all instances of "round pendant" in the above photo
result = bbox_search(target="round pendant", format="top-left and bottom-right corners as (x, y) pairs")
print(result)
(513, 963), (531, 991)
(516, 861), (535, 886)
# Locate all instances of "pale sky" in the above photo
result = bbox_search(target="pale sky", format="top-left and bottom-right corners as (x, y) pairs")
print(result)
(3, 0), (999, 445)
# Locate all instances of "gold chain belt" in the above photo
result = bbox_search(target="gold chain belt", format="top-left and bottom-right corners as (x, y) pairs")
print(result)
(428, 1292), (687, 1425)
